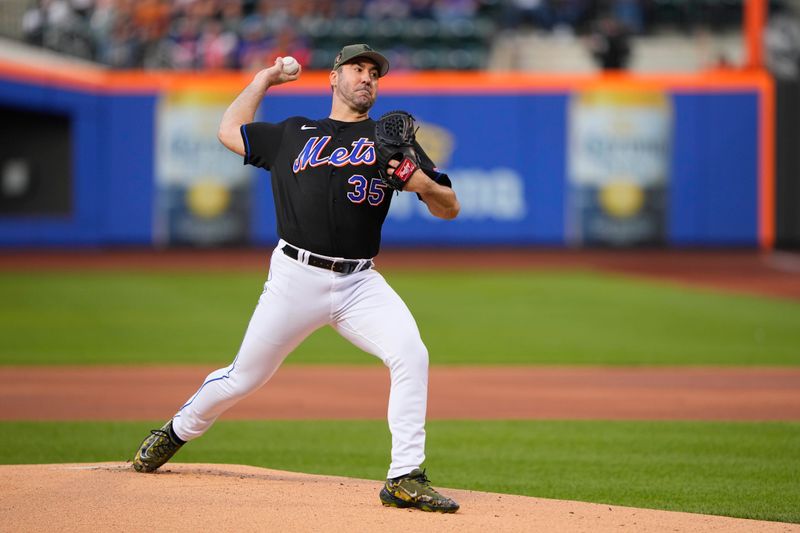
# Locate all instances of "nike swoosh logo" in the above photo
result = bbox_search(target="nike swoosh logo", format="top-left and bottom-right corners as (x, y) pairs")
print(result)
(406, 490), (418, 498)
(301, 125), (317, 130)
(140, 443), (153, 459)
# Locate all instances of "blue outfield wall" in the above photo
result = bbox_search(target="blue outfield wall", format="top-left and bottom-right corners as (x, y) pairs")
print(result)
(0, 77), (760, 247)
(0, 77), (156, 246)
(669, 93), (758, 245)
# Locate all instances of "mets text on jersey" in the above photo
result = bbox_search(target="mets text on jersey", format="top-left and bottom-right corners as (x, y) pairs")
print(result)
(293, 137), (375, 172)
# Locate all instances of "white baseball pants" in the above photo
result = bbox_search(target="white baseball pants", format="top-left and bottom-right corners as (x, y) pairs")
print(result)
(171, 240), (428, 479)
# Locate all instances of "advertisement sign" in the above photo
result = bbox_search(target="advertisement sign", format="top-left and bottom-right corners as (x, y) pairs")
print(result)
(568, 90), (672, 246)
(155, 90), (251, 246)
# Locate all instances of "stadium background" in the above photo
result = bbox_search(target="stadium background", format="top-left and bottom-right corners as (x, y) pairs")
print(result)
(0, 0), (799, 530)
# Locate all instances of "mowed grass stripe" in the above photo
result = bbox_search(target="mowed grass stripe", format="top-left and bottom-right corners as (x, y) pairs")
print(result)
(0, 420), (797, 523)
(1, 270), (798, 365)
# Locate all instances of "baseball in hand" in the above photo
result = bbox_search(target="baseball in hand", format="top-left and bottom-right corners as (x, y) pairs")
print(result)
(281, 56), (300, 75)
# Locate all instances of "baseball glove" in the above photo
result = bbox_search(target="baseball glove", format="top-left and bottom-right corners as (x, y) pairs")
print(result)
(374, 110), (420, 191)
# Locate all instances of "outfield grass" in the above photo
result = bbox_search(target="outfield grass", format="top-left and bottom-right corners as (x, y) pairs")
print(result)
(1, 420), (797, 523)
(1, 270), (798, 365)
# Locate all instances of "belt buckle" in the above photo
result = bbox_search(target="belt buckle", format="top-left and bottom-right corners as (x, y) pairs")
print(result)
(334, 258), (353, 274)
(339, 260), (354, 274)
(335, 259), (356, 275)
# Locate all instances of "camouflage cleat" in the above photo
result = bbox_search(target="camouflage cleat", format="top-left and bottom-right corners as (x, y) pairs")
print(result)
(132, 420), (184, 473)
(379, 468), (460, 513)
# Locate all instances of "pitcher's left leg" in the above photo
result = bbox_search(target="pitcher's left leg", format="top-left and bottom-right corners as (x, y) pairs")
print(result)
(331, 270), (428, 479)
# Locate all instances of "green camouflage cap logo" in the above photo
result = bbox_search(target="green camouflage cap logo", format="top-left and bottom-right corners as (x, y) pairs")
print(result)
(333, 44), (390, 77)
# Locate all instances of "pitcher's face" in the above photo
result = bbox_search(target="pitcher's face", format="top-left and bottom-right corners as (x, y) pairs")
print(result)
(332, 61), (380, 114)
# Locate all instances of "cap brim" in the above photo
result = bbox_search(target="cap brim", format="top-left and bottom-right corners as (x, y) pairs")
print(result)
(340, 51), (390, 77)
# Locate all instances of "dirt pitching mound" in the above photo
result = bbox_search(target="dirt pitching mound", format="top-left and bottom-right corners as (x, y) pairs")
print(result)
(1, 463), (795, 533)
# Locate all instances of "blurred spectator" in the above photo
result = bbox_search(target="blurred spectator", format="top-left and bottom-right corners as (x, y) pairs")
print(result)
(103, 16), (141, 68)
(132, 0), (170, 40)
(433, 0), (478, 21)
(766, 7), (800, 80)
(88, 0), (117, 62)
(255, 0), (289, 35)
(264, 28), (312, 69)
(45, 0), (75, 39)
(364, 0), (409, 20)
(539, 0), (590, 33)
(220, 0), (245, 34)
(236, 15), (271, 70)
(500, 0), (547, 30)
(501, 0), (590, 32)
(198, 19), (238, 69)
(71, 0), (94, 21)
(588, 14), (631, 70)
(409, 0), (436, 19)
(133, 0), (171, 66)
(611, 0), (643, 34)
(22, 0), (46, 46)
(22, 0), (102, 61)
(168, 16), (202, 69)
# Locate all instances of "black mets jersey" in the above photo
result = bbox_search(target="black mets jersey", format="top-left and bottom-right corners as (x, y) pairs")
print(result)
(241, 116), (450, 259)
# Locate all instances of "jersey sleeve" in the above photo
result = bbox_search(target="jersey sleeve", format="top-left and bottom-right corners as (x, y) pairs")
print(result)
(414, 140), (452, 188)
(240, 121), (287, 169)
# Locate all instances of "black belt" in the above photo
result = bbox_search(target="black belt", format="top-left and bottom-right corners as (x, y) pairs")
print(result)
(282, 244), (372, 275)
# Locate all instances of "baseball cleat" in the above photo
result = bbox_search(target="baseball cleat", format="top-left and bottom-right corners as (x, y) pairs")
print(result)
(379, 468), (459, 513)
(132, 420), (184, 473)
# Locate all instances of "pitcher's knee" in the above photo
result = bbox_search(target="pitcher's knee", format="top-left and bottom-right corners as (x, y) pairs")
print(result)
(216, 369), (265, 400)
(390, 338), (428, 377)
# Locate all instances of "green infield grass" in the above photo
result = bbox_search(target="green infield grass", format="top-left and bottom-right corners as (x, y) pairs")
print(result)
(1, 270), (799, 365)
(0, 420), (797, 523)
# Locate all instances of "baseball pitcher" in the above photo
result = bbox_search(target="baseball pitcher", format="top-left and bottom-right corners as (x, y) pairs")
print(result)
(131, 44), (461, 513)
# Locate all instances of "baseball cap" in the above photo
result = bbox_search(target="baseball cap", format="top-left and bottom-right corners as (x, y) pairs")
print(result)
(332, 44), (390, 77)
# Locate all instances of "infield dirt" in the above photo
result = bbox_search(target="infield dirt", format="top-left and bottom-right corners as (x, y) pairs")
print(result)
(1, 365), (799, 421)
(2, 463), (798, 533)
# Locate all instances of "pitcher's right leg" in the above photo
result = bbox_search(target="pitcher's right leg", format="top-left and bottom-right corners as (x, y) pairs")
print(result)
(172, 248), (331, 441)
(132, 246), (331, 472)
